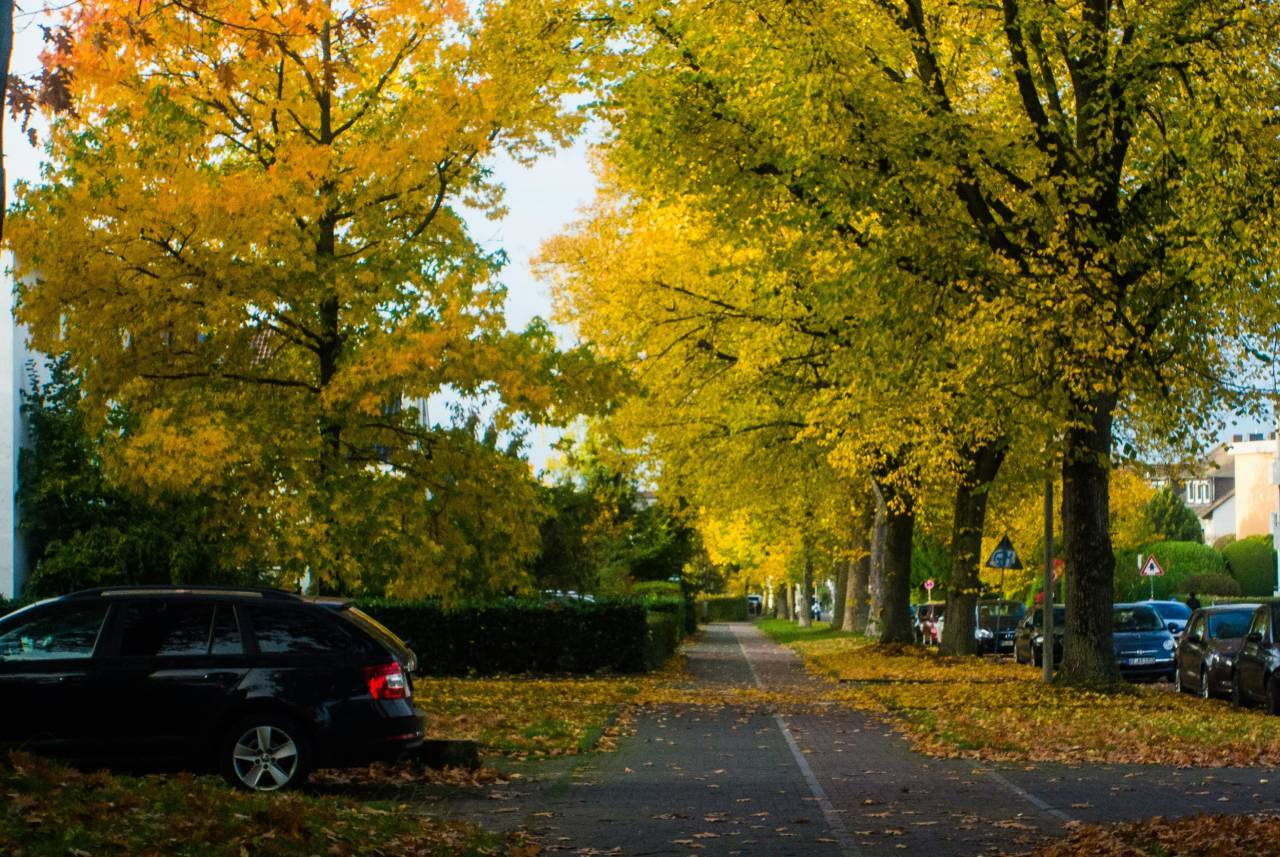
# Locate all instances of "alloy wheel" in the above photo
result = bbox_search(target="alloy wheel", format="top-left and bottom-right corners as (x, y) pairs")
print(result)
(231, 725), (300, 791)
(1199, 668), (1211, 700)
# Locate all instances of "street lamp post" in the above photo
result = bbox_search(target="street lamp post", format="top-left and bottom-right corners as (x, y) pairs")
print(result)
(1043, 475), (1054, 683)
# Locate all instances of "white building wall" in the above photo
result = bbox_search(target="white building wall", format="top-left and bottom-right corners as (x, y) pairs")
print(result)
(0, 261), (41, 600)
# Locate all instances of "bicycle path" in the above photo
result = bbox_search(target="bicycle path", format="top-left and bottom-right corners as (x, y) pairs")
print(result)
(439, 623), (1280, 856)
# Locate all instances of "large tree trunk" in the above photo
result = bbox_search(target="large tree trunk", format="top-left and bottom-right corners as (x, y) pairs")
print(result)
(831, 552), (849, 631)
(846, 501), (874, 633)
(878, 479), (916, 644)
(941, 439), (1008, 656)
(799, 540), (814, 628)
(865, 484), (889, 638)
(1057, 395), (1121, 686)
(777, 582), (791, 620)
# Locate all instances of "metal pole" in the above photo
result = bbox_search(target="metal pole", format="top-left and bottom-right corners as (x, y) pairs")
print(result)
(1043, 476), (1054, 683)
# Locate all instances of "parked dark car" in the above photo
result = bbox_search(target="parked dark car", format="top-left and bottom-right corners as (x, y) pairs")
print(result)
(1113, 602), (1176, 681)
(976, 600), (1025, 655)
(1146, 600), (1193, 639)
(1175, 604), (1258, 698)
(914, 602), (945, 646)
(0, 586), (425, 791)
(1013, 605), (1065, 667)
(1231, 603), (1280, 713)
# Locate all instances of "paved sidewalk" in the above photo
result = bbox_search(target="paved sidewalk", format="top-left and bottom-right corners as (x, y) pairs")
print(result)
(435, 623), (1280, 856)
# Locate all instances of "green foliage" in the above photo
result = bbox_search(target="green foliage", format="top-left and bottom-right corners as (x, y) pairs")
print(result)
(18, 357), (258, 598)
(696, 595), (748, 623)
(1213, 534), (1237, 551)
(1115, 541), (1226, 600)
(1223, 535), (1278, 597)
(910, 533), (951, 599)
(756, 618), (849, 645)
(643, 612), (681, 671)
(631, 580), (683, 598)
(1143, 488), (1205, 543)
(644, 594), (696, 636)
(0, 752), (499, 856)
(358, 598), (680, 675)
(1178, 573), (1242, 597)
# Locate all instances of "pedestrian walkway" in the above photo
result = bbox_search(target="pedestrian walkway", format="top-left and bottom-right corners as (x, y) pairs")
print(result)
(441, 623), (1280, 856)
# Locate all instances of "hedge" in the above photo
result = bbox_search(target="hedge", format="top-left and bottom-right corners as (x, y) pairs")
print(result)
(644, 612), (681, 671)
(1223, 535), (1278, 597)
(697, 595), (748, 623)
(645, 595), (696, 636)
(1177, 573), (1241, 597)
(1116, 541), (1226, 600)
(358, 598), (668, 676)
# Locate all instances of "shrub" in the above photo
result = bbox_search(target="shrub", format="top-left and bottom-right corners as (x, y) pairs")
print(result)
(1213, 534), (1237, 551)
(631, 580), (682, 598)
(697, 595), (748, 622)
(644, 594), (695, 636)
(358, 598), (659, 675)
(1115, 541), (1226, 600)
(644, 612), (681, 670)
(1177, 573), (1241, 597)
(1223, 535), (1278, 597)
(1143, 487), (1204, 542)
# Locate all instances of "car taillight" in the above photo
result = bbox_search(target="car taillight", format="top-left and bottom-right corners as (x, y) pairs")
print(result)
(363, 662), (409, 700)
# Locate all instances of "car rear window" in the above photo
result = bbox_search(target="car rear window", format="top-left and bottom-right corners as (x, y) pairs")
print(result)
(339, 607), (410, 657)
(117, 602), (215, 657)
(248, 606), (350, 655)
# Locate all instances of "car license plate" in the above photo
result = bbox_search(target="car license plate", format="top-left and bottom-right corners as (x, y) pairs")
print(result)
(1127, 657), (1156, 666)
(999, 640), (1013, 649)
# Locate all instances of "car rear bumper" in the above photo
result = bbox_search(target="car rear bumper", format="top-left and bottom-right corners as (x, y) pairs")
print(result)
(320, 706), (427, 766)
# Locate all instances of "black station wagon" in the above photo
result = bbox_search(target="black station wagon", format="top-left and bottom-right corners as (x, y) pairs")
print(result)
(0, 586), (425, 791)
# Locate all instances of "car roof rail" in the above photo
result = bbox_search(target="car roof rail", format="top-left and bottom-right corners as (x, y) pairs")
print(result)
(65, 585), (304, 601)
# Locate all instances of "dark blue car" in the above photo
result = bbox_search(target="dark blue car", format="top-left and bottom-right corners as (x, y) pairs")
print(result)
(1113, 602), (1177, 682)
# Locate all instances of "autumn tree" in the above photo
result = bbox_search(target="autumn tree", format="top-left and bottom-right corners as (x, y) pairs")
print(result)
(9, 0), (610, 596)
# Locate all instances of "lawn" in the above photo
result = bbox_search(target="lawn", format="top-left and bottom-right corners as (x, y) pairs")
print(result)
(761, 621), (1280, 767)
(0, 752), (509, 857)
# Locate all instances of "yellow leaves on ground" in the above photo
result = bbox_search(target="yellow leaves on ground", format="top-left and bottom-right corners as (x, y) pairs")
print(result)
(774, 626), (1280, 767)
(1032, 813), (1280, 857)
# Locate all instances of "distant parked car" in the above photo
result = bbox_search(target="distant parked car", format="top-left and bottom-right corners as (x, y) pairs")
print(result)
(747, 594), (763, 616)
(1231, 604), (1280, 713)
(914, 602), (945, 646)
(1113, 602), (1176, 682)
(1146, 600), (1193, 639)
(976, 600), (1025, 655)
(1175, 604), (1258, 698)
(0, 586), (425, 791)
(1013, 605), (1065, 667)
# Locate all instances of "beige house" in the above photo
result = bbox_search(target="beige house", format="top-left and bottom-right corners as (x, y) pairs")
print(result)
(1167, 434), (1278, 546)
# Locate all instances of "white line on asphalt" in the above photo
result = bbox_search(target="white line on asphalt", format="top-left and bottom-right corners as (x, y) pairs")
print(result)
(983, 768), (1075, 823)
(733, 627), (864, 857)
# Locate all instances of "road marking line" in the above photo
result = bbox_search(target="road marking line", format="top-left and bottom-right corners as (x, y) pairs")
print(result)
(983, 768), (1074, 823)
(733, 626), (863, 857)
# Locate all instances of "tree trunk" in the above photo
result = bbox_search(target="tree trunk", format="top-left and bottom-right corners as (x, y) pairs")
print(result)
(799, 545), (813, 627)
(846, 500), (874, 634)
(777, 582), (790, 620)
(941, 439), (1008, 656)
(831, 552), (849, 631)
(877, 479), (916, 644)
(866, 483), (889, 639)
(1057, 395), (1121, 686)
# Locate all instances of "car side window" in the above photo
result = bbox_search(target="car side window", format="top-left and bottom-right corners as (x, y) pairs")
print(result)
(0, 604), (110, 662)
(210, 605), (244, 655)
(1188, 615), (1205, 640)
(117, 602), (216, 658)
(1249, 609), (1268, 641)
(248, 607), (350, 655)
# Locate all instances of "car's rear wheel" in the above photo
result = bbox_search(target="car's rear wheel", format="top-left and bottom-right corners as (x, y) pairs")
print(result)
(1174, 661), (1184, 693)
(1267, 676), (1280, 716)
(1032, 646), (1042, 668)
(1199, 667), (1212, 700)
(1231, 671), (1245, 708)
(220, 715), (310, 792)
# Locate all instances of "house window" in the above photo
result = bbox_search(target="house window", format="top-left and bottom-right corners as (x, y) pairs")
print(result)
(1185, 480), (1211, 504)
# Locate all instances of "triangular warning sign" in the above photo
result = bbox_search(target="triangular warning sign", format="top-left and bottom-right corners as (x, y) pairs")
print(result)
(1141, 555), (1165, 577)
(985, 535), (1023, 570)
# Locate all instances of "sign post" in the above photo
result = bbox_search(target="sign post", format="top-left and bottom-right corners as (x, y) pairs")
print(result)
(1043, 479), (1054, 683)
(1140, 554), (1166, 600)
(924, 579), (934, 596)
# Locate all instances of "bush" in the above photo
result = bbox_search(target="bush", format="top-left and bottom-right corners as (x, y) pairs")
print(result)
(1213, 534), (1237, 551)
(1143, 487), (1204, 542)
(644, 594), (695, 636)
(358, 598), (659, 675)
(1223, 535), (1278, 597)
(697, 595), (748, 622)
(1177, 573), (1241, 597)
(1115, 541), (1226, 600)
(644, 612), (681, 670)
(631, 581), (682, 598)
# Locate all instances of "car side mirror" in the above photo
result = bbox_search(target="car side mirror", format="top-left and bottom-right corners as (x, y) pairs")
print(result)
(1247, 631), (1263, 643)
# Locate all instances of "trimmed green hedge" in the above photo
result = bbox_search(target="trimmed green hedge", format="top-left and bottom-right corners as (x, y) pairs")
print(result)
(358, 598), (667, 675)
(644, 612), (681, 670)
(1116, 541), (1226, 600)
(645, 595), (696, 636)
(697, 595), (748, 622)
(1223, 535), (1278, 597)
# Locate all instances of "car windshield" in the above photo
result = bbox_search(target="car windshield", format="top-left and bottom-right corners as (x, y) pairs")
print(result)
(1028, 606), (1066, 627)
(1207, 610), (1254, 640)
(979, 602), (1025, 621)
(1113, 606), (1163, 632)
(1151, 601), (1192, 621)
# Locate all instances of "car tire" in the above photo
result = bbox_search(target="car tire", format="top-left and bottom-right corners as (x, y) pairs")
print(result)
(1199, 667), (1212, 700)
(1231, 671), (1245, 708)
(1174, 661), (1184, 694)
(220, 714), (311, 792)
(1268, 676), (1280, 716)
(1033, 647), (1042, 668)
